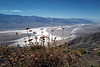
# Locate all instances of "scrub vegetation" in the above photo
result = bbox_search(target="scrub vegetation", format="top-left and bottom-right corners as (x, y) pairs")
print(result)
(0, 27), (100, 67)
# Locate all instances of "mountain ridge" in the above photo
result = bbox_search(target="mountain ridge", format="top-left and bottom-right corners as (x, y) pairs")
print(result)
(0, 13), (93, 30)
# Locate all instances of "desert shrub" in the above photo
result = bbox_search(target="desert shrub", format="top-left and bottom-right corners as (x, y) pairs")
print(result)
(0, 27), (95, 67)
(96, 51), (100, 56)
(78, 48), (86, 54)
(86, 63), (100, 67)
(0, 45), (80, 67)
(30, 45), (46, 51)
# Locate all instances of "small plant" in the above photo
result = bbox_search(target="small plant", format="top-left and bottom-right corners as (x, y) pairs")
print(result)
(78, 48), (86, 54)
(61, 26), (65, 44)
(1, 26), (99, 67)
(96, 51), (100, 56)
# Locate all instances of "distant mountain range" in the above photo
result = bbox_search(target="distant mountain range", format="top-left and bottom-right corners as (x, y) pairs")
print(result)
(0, 13), (93, 30)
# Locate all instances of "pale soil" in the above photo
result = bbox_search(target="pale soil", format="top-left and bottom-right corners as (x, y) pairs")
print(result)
(0, 33), (26, 45)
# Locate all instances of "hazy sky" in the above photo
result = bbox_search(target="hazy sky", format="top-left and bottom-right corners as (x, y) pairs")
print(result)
(0, 0), (100, 19)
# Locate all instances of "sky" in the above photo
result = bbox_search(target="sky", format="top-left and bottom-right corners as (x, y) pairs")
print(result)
(0, 0), (100, 19)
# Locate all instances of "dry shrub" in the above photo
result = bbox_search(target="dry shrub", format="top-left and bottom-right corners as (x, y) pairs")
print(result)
(0, 27), (90, 67)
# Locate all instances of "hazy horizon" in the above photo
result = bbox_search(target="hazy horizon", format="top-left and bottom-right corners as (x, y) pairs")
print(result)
(0, 0), (100, 19)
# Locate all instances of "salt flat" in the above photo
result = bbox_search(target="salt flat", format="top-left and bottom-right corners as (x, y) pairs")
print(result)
(0, 24), (100, 46)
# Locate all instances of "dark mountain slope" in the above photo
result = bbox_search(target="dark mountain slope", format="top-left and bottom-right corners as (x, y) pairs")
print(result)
(67, 32), (100, 50)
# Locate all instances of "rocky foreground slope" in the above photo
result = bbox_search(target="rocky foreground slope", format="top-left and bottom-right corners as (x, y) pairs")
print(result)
(67, 32), (100, 50)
